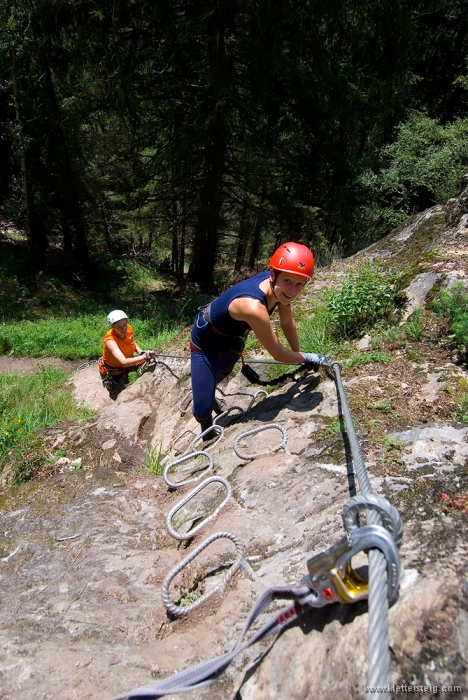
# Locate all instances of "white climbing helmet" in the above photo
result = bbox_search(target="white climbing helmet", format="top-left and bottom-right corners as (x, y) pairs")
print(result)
(106, 309), (128, 326)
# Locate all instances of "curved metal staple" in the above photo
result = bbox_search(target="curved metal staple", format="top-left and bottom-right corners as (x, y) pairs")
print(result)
(165, 477), (232, 540)
(137, 359), (179, 378)
(215, 391), (227, 406)
(163, 451), (213, 488)
(331, 361), (393, 693)
(213, 405), (245, 426)
(161, 531), (244, 617)
(247, 390), (268, 412)
(178, 390), (193, 414)
(75, 359), (99, 372)
(233, 423), (290, 461)
(342, 494), (404, 548)
(171, 429), (196, 455)
(189, 424), (224, 453)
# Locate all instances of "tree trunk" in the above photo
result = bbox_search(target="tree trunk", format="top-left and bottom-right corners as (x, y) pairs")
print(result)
(235, 202), (249, 272)
(248, 185), (266, 270)
(188, 0), (237, 290)
(171, 200), (179, 276)
(248, 219), (261, 270)
(178, 199), (186, 280)
(9, 43), (42, 281)
(99, 205), (113, 254)
(40, 45), (89, 277)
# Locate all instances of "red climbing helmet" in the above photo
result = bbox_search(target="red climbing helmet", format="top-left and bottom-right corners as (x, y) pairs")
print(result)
(268, 242), (314, 280)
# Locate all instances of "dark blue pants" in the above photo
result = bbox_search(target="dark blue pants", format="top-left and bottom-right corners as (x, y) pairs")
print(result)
(190, 350), (240, 422)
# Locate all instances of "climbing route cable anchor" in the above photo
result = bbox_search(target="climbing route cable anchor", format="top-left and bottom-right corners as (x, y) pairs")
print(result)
(342, 493), (404, 549)
(303, 524), (401, 606)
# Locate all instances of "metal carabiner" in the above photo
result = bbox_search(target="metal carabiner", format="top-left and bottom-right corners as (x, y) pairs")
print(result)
(342, 493), (404, 548)
(303, 523), (400, 605)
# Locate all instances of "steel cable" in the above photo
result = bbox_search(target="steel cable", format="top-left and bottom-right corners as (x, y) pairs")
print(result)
(331, 361), (392, 694)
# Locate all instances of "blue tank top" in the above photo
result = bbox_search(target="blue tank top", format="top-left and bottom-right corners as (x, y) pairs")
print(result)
(191, 271), (278, 353)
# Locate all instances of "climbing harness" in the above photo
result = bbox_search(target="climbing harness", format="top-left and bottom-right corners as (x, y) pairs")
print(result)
(165, 477), (232, 540)
(113, 354), (403, 700)
(233, 423), (290, 461)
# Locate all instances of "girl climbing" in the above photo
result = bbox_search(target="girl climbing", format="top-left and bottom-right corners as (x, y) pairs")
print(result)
(190, 242), (323, 435)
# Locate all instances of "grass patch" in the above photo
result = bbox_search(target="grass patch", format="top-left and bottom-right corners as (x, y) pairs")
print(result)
(344, 351), (392, 368)
(433, 282), (468, 355)
(456, 394), (468, 422)
(403, 309), (423, 341)
(0, 243), (202, 359)
(0, 365), (94, 478)
(146, 442), (166, 475)
(0, 315), (181, 360)
(297, 306), (337, 356)
(366, 399), (392, 412)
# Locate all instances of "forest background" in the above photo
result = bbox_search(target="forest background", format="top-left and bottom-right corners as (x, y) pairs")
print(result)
(1, 0), (468, 292)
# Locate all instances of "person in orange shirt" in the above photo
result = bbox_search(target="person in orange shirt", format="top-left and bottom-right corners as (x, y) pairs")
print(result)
(98, 310), (154, 398)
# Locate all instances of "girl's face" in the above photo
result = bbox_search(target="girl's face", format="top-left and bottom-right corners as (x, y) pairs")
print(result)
(113, 319), (128, 339)
(271, 271), (307, 304)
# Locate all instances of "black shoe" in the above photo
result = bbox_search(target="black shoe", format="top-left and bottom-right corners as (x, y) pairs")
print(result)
(213, 398), (226, 415)
(199, 420), (216, 442)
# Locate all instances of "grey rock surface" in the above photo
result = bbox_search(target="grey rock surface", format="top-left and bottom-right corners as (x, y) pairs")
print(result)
(2, 191), (468, 699)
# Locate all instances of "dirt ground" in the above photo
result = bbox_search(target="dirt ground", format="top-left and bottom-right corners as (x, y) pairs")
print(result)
(0, 355), (80, 375)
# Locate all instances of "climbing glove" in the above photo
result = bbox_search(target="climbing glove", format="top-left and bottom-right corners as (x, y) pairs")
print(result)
(301, 352), (321, 371)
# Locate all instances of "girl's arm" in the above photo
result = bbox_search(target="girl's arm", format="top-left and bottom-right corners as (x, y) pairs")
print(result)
(230, 298), (305, 364)
(278, 303), (300, 352)
(105, 340), (145, 368)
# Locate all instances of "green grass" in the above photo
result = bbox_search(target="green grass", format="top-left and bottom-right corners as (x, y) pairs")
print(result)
(297, 304), (340, 356)
(366, 399), (392, 412)
(433, 282), (468, 354)
(0, 364), (92, 467)
(0, 315), (182, 359)
(0, 243), (202, 358)
(0, 245), (203, 477)
(145, 441), (166, 475)
(403, 309), (423, 341)
(456, 394), (468, 422)
(344, 351), (392, 368)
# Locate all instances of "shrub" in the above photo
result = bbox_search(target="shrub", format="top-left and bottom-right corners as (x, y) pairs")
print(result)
(358, 113), (468, 240)
(403, 309), (423, 341)
(433, 283), (468, 354)
(325, 263), (398, 339)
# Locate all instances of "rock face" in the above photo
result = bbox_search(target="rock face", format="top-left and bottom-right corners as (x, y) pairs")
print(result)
(2, 190), (468, 700)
